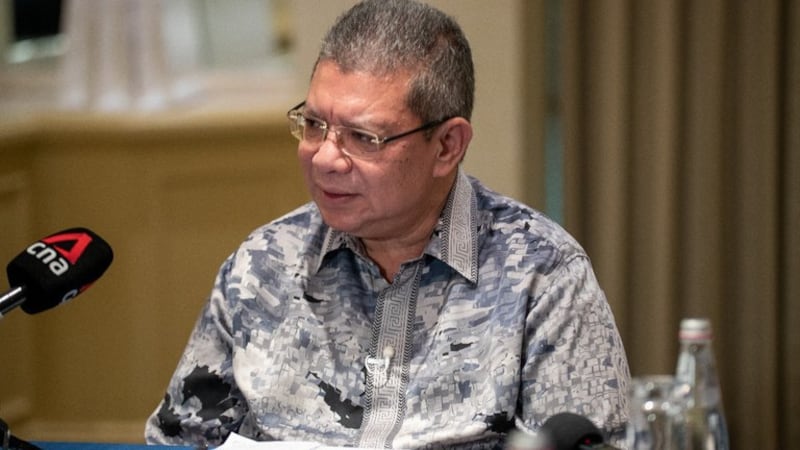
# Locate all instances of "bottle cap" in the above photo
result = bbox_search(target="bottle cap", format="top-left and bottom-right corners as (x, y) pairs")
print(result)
(679, 318), (713, 341)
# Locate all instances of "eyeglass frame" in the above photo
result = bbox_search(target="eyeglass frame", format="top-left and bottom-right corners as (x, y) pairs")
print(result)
(286, 101), (451, 159)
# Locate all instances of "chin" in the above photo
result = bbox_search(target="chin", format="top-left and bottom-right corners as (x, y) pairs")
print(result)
(318, 211), (363, 235)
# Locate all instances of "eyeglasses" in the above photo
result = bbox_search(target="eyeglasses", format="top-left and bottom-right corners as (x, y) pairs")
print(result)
(287, 101), (449, 160)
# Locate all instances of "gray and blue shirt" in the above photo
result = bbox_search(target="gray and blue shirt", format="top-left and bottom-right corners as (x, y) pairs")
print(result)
(145, 170), (630, 449)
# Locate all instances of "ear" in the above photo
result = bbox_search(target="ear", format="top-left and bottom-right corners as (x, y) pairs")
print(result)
(432, 117), (473, 178)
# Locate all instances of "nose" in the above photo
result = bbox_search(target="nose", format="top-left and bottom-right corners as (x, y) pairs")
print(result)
(312, 128), (352, 172)
(323, 128), (343, 147)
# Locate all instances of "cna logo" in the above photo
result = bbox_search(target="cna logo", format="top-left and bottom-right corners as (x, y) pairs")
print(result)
(26, 231), (94, 276)
(62, 283), (93, 303)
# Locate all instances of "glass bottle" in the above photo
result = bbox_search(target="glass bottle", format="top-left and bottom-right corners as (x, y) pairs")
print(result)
(674, 318), (729, 450)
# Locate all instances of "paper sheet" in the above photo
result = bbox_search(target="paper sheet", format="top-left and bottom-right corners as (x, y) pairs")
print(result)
(216, 433), (376, 450)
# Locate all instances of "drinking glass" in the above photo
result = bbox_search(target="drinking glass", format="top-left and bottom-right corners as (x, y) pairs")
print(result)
(626, 375), (688, 450)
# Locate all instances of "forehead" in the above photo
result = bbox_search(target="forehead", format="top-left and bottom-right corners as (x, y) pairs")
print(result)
(306, 60), (414, 123)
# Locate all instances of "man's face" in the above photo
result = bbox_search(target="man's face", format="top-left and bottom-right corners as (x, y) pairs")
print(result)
(298, 60), (444, 241)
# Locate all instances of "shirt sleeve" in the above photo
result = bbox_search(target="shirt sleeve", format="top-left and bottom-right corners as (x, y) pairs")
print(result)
(519, 250), (630, 448)
(144, 256), (247, 446)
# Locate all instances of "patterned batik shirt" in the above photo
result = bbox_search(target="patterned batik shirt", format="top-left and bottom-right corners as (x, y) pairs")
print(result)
(145, 169), (630, 449)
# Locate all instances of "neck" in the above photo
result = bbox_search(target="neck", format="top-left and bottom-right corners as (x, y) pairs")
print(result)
(362, 173), (456, 282)
(362, 232), (431, 283)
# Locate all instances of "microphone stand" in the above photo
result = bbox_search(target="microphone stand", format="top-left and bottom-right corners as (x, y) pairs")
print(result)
(0, 287), (26, 319)
(1, 287), (40, 449)
(1, 414), (41, 450)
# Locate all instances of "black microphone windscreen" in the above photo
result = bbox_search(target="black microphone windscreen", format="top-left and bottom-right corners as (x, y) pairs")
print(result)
(6, 227), (113, 314)
(541, 412), (604, 450)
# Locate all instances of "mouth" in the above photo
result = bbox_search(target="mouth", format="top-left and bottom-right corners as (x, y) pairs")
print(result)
(319, 187), (355, 201)
(323, 191), (351, 199)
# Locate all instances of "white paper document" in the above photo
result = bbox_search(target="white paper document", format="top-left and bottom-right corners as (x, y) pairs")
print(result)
(216, 432), (377, 450)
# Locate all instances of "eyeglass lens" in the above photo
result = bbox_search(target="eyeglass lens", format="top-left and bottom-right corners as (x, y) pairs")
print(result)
(295, 115), (381, 158)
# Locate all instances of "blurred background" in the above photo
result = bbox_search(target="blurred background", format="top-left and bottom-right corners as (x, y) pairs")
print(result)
(0, 0), (797, 448)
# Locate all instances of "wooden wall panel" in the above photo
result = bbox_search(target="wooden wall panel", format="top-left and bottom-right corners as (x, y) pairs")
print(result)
(0, 169), (35, 426)
(0, 110), (308, 443)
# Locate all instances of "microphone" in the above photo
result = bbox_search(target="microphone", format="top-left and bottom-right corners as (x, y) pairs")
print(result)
(540, 412), (620, 450)
(1, 227), (113, 318)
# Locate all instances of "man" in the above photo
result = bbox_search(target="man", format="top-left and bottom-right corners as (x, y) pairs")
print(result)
(145, 1), (630, 448)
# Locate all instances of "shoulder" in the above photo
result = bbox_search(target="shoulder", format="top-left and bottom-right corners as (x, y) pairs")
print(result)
(222, 202), (326, 275)
(469, 177), (587, 270)
(242, 202), (323, 249)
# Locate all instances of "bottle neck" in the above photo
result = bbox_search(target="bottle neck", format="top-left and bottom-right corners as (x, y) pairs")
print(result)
(676, 339), (722, 407)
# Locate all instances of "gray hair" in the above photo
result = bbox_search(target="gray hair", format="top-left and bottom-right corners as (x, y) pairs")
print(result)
(314, 0), (475, 122)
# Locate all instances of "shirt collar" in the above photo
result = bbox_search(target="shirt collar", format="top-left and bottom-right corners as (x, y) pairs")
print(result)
(318, 168), (479, 284)
(430, 168), (479, 283)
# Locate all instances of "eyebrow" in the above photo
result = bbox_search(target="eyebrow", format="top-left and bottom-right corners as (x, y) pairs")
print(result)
(304, 105), (393, 134)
